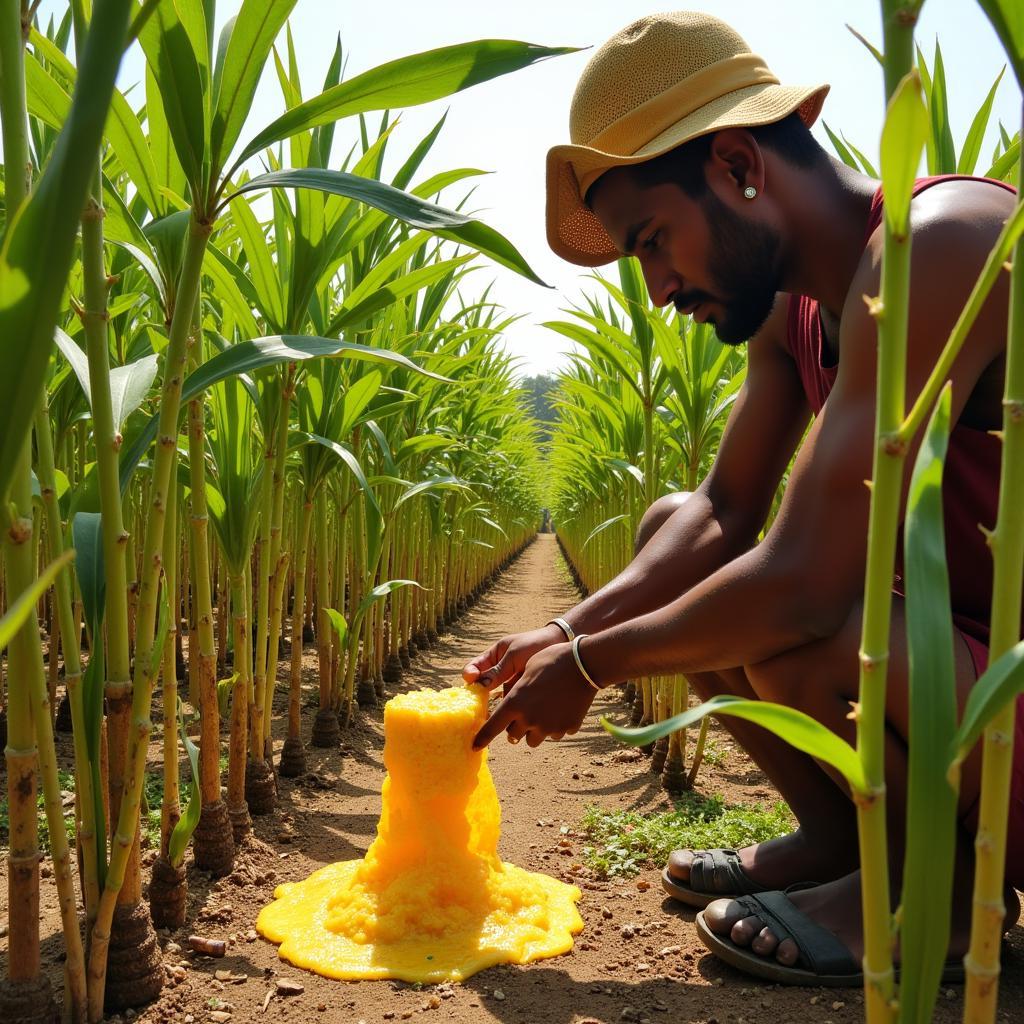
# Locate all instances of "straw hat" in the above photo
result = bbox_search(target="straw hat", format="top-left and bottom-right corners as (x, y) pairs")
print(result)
(546, 11), (829, 266)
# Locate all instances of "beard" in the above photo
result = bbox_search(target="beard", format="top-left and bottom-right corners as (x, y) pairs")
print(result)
(675, 189), (783, 346)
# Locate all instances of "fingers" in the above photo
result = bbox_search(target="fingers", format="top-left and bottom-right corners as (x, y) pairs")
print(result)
(473, 696), (518, 749)
(462, 639), (507, 685)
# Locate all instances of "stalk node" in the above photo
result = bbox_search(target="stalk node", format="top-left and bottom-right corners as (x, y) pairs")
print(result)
(858, 649), (889, 672)
(1004, 260), (1014, 274)
(6, 513), (32, 545)
(862, 293), (884, 320)
(882, 433), (906, 457)
(1004, 399), (1024, 423)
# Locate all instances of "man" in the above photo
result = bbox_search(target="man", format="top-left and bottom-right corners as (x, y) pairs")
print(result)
(462, 11), (1022, 986)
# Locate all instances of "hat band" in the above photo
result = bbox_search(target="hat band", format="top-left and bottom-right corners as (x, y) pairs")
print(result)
(583, 51), (779, 159)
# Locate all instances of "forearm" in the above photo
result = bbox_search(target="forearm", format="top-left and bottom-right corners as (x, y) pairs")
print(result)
(562, 488), (757, 636)
(583, 544), (830, 684)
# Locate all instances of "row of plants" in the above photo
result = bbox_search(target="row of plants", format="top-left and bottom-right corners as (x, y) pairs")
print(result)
(0, 3), (560, 1021)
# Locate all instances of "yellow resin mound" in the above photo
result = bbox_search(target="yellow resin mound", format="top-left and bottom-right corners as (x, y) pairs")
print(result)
(257, 686), (583, 982)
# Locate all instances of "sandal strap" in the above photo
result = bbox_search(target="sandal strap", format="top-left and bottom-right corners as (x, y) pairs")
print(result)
(689, 849), (758, 896)
(733, 891), (859, 975)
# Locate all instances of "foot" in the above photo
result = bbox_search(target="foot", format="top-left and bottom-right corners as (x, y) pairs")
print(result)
(703, 869), (1022, 970)
(667, 828), (859, 895)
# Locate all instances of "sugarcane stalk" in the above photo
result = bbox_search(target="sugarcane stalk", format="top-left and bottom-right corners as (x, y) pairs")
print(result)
(160, 477), (181, 856)
(962, 108), (1024, 1023)
(34, 396), (99, 920)
(86, 213), (210, 1022)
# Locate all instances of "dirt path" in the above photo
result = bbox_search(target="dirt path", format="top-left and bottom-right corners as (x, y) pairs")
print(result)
(4, 534), (1023, 1023)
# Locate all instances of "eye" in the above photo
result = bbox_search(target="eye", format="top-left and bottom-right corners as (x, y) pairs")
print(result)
(642, 229), (662, 253)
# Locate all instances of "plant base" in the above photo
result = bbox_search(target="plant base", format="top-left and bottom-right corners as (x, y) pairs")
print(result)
(623, 681), (636, 705)
(149, 854), (187, 929)
(0, 974), (58, 1024)
(398, 646), (412, 669)
(356, 676), (378, 708)
(104, 901), (164, 1012)
(310, 707), (340, 747)
(244, 757), (277, 816)
(192, 799), (235, 877)
(650, 736), (669, 775)
(662, 759), (688, 795)
(374, 673), (386, 699)
(228, 800), (251, 844)
(629, 692), (644, 726)
(279, 736), (306, 777)
(54, 692), (73, 732)
(383, 653), (403, 683)
(427, 628), (440, 646)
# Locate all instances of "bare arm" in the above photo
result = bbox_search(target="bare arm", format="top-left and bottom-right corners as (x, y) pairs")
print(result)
(563, 297), (810, 635)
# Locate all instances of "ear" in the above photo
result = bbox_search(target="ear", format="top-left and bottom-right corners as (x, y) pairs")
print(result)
(705, 128), (765, 203)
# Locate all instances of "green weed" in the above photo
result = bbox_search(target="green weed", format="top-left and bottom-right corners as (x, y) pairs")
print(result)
(579, 792), (794, 879)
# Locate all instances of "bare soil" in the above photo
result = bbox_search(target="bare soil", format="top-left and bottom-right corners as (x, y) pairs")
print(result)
(3, 533), (1023, 1023)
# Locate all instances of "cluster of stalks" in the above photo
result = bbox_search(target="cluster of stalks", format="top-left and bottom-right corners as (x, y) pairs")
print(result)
(0, 4), (564, 1021)
(547, 258), (746, 791)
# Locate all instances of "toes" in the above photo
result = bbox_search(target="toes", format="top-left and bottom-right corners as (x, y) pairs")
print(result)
(703, 897), (749, 935)
(730, 915), (765, 947)
(667, 849), (694, 882)
(776, 937), (800, 967)
(750, 925), (779, 957)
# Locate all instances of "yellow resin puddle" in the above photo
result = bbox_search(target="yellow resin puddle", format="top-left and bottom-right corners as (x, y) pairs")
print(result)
(257, 686), (583, 982)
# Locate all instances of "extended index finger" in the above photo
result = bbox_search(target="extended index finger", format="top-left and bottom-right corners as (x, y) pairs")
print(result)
(472, 693), (519, 750)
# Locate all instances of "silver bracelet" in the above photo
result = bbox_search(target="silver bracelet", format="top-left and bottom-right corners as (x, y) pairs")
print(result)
(571, 634), (601, 692)
(547, 616), (575, 642)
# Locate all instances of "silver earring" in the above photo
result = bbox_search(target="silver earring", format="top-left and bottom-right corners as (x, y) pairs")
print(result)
(743, 185), (757, 200)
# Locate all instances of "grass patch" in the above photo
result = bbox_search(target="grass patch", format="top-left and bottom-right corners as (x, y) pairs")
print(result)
(580, 791), (794, 879)
(0, 768), (76, 853)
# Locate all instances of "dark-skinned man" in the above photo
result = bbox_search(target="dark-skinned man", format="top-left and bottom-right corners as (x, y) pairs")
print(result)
(462, 11), (1023, 986)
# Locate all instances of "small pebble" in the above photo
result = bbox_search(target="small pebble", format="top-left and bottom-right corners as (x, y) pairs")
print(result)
(276, 978), (304, 996)
(492, 989), (506, 1001)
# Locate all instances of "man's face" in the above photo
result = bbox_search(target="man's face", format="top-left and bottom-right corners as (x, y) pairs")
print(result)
(588, 169), (783, 345)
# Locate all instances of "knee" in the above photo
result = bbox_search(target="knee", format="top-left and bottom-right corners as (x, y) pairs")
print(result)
(635, 491), (693, 554)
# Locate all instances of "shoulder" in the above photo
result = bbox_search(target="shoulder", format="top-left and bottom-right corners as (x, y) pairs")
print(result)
(853, 179), (1015, 295)
(840, 178), (1014, 386)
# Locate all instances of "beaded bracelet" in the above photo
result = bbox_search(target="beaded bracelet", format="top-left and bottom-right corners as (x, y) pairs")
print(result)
(571, 634), (601, 692)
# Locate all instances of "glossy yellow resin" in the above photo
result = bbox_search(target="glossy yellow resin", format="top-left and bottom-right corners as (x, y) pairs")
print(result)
(257, 686), (583, 982)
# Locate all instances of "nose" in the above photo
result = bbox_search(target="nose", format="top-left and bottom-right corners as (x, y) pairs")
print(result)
(637, 256), (680, 309)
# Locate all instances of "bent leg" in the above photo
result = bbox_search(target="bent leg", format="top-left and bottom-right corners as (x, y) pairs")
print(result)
(707, 597), (996, 969)
(636, 494), (859, 893)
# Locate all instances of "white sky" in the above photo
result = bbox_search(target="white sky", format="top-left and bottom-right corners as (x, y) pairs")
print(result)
(34, 1), (1024, 376)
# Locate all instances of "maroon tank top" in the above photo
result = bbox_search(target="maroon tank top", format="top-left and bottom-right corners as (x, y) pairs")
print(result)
(785, 174), (1017, 640)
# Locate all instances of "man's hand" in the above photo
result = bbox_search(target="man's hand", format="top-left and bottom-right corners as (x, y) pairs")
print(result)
(462, 622), (567, 693)
(471, 641), (600, 749)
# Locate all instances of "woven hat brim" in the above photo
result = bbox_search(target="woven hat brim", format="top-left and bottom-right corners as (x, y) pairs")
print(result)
(546, 81), (829, 267)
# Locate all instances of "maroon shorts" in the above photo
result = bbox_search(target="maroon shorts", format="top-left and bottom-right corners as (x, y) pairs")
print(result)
(955, 616), (1024, 890)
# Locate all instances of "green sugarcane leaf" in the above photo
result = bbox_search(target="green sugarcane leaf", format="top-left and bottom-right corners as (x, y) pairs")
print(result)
(0, 0), (134, 506)
(304, 432), (384, 521)
(168, 699), (202, 868)
(602, 695), (867, 793)
(24, 48), (71, 128)
(822, 121), (859, 170)
(845, 23), (883, 65)
(202, 244), (260, 338)
(950, 641), (1024, 777)
(841, 133), (879, 178)
(229, 39), (577, 179)
(582, 513), (630, 549)
(229, 193), (285, 330)
(928, 43), (957, 174)
(900, 383), (958, 1022)
(976, 0), (1024, 91)
(879, 69), (929, 236)
(210, 0), (297, 176)
(356, 579), (424, 622)
(224, 169), (549, 286)
(119, 335), (449, 493)
(72, 512), (106, 641)
(957, 67), (1006, 174)
(986, 136), (1020, 182)
(325, 607), (348, 651)
(135, 0), (208, 193)
(393, 475), (472, 509)
(0, 550), (74, 651)
(109, 354), (159, 429)
(54, 327), (92, 406)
